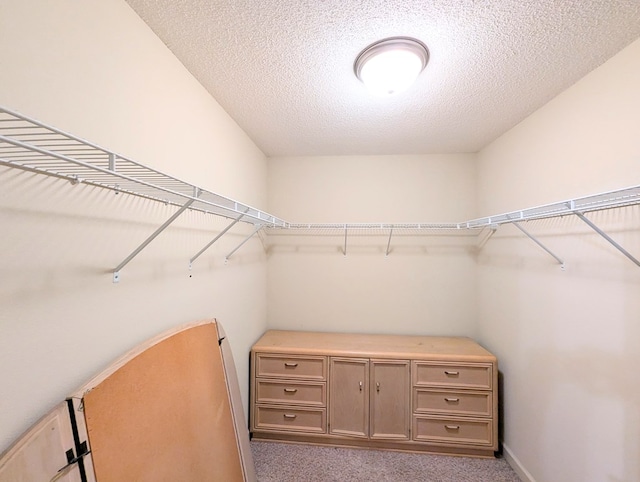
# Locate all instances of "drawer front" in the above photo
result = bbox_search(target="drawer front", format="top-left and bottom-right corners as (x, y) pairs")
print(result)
(256, 380), (326, 406)
(254, 406), (326, 433)
(413, 362), (492, 389)
(413, 416), (492, 446)
(413, 388), (492, 417)
(256, 354), (327, 380)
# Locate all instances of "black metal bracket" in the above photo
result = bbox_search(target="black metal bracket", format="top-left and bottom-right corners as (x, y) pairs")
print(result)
(60, 398), (90, 482)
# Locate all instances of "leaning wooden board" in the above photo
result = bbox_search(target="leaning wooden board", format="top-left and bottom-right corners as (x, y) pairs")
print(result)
(0, 320), (255, 481)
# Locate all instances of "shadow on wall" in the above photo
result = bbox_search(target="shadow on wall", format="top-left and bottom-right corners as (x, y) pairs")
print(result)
(477, 206), (639, 481)
(532, 343), (639, 482)
(0, 167), (267, 298)
(476, 206), (640, 284)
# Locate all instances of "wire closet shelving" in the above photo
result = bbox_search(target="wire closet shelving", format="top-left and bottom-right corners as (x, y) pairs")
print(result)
(1, 106), (639, 280)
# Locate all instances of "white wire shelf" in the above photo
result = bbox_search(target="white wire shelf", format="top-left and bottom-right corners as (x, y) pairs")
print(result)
(267, 223), (480, 235)
(464, 185), (640, 228)
(0, 106), (286, 227)
(264, 185), (640, 235)
(1, 105), (638, 271)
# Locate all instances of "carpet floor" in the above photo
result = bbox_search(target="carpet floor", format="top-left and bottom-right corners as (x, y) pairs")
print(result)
(251, 440), (521, 482)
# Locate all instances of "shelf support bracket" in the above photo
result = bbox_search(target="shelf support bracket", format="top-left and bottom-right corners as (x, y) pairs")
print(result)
(113, 198), (195, 282)
(343, 226), (348, 257)
(477, 225), (498, 250)
(574, 211), (640, 267)
(189, 209), (249, 269)
(385, 228), (393, 257)
(512, 221), (565, 269)
(225, 224), (263, 262)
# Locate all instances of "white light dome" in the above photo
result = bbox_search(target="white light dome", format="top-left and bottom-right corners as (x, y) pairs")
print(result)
(354, 37), (429, 96)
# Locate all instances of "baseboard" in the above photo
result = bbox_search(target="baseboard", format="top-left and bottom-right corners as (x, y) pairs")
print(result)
(502, 444), (536, 482)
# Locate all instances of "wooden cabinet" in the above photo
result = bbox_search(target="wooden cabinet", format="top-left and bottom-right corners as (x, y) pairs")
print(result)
(252, 353), (327, 434)
(328, 358), (410, 440)
(250, 330), (498, 457)
(412, 361), (495, 448)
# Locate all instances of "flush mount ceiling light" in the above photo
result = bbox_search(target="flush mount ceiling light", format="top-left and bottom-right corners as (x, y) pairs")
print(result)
(354, 37), (429, 96)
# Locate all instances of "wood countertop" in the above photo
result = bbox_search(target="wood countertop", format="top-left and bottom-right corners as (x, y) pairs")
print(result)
(252, 330), (496, 362)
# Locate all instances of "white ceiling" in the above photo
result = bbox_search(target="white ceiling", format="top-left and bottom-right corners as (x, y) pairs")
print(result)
(125, 0), (640, 157)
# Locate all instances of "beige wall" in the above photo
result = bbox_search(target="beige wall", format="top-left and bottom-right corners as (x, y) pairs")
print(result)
(476, 38), (640, 482)
(267, 155), (478, 335)
(0, 0), (268, 452)
(2, 1), (639, 479)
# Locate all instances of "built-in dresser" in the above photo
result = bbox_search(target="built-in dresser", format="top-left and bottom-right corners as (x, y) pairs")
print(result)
(250, 330), (498, 457)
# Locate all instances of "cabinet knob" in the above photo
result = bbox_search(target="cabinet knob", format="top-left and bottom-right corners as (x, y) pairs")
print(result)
(376, 382), (380, 392)
(359, 381), (363, 391)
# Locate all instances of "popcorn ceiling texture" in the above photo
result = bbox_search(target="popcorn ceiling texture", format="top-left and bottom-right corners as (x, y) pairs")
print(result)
(125, 0), (640, 157)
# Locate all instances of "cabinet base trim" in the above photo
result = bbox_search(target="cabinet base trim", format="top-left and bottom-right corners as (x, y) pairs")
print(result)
(251, 432), (496, 458)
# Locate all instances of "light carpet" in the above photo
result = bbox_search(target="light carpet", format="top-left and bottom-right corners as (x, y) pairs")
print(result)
(251, 440), (521, 482)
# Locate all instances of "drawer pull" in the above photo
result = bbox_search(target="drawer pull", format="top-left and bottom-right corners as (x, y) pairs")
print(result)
(359, 381), (363, 391)
(284, 362), (299, 368)
(283, 388), (298, 393)
(283, 413), (297, 419)
(376, 382), (380, 392)
(444, 371), (459, 376)
(445, 425), (460, 430)
(444, 397), (460, 403)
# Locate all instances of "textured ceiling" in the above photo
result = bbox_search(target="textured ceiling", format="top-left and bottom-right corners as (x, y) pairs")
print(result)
(125, 0), (640, 157)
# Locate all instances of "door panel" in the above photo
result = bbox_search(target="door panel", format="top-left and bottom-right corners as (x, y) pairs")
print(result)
(370, 360), (410, 440)
(329, 358), (369, 438)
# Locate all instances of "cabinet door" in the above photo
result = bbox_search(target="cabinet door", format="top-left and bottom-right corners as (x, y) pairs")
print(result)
(329, 358), (369, 438)
(370, 359), (410, 440)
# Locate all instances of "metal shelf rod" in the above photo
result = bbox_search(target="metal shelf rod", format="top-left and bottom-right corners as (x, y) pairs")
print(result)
(189, 209), (249, 268)
(385, 228), (393, 257)
(343, 226), (348, 256)
(225, 225), (263, 262)
(113, 199), (195, 282)
(512, 221), (565, 268)
(477, 226), (498, 250)
(574, 211), (640, 267)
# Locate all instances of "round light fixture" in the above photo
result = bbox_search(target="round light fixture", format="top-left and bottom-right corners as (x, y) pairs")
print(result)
(354, 37), (429, 96)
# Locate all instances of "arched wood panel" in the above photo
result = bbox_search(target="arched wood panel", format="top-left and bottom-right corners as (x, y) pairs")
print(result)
(81, 321), (244, 482)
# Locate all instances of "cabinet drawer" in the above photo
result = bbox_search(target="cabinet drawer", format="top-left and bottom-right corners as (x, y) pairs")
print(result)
(256, 380), (326, 406)
(413, 416), (492, 446)
(254, 406), (326, 433)
(256, 354), (327, 380)
(413, 362), (492, 389)
(413, 388), (492, 417)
